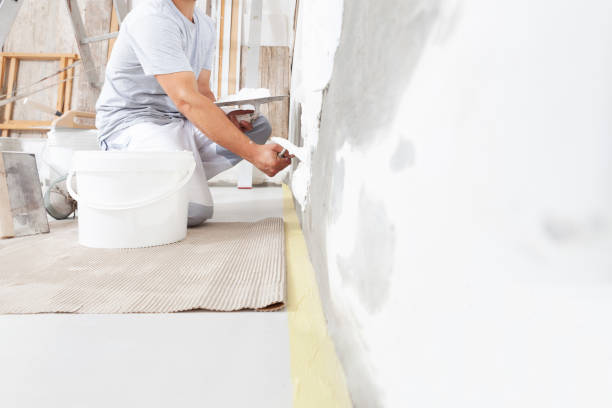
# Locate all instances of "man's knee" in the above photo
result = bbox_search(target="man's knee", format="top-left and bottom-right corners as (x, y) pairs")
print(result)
(246, 115), (272, 145)
(214, 115), (272, 165)
(187, 202), (214, 227)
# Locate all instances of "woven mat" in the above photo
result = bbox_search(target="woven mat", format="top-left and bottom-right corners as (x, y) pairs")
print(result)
(0, 218), (285, 313)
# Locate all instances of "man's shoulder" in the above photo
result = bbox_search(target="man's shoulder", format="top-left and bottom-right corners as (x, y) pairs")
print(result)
(195, 9), (215, 31)
(125, 0), (174, 24)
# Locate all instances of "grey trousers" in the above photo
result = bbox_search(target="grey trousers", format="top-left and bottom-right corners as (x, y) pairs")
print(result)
(187, 115), (272, 227)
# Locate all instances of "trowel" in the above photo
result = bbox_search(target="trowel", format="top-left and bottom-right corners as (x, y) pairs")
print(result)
(271, 137), (308, 163)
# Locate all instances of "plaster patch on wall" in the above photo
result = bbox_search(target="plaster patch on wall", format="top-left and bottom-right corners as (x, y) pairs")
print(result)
(541, 213), (609, 244)
(336, 189), (396, 313)
(326, 309), (384, 408)
(287, 0), (345, 208)
(390, 139), (416, 172)
(329, 158), (345, 221)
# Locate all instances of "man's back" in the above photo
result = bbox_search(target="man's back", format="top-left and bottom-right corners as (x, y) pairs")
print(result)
(95, 0), (215, 147)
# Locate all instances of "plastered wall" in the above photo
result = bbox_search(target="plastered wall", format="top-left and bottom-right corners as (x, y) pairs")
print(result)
(290, 0), (612, 406)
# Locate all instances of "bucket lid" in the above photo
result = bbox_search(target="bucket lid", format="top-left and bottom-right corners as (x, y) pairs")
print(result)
(72, 151), (195, 173)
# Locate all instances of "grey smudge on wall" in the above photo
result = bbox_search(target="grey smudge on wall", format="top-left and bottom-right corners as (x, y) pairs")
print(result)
(321, 0), (448, 150)
(390, 139), (415, 172)
(329, 158), (345, 221)
(542, 214), (608, 244)
(337, 188), (396, 314)
(328, 313), (384, 408)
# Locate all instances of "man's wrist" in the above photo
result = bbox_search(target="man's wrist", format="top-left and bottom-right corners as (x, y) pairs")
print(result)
(242, 141), (259, 164)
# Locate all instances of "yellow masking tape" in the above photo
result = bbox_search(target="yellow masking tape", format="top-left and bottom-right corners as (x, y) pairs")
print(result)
(283, 184), (353, 408)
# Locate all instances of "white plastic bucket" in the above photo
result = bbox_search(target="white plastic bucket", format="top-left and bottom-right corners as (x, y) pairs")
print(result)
(44, 128), (100, 181)
(67, 151), (196, 249)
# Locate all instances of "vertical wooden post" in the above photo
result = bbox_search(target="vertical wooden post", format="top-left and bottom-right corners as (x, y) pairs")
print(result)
(0, 55), (5, 93)
(63, 57), (75, 113)
(107, 4), (120, 61)
(228, 0), (240, 95)
(56, 57), (67, 114)
(217, 0), (226, 95)
(1, 57), (19, 137)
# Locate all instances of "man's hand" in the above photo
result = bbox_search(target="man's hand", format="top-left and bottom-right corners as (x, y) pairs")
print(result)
(251, 143), (292, 177)
(227, 109), (254, 132)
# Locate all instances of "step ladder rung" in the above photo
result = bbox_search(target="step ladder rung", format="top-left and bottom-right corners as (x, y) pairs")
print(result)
(80, 32), (119, 44)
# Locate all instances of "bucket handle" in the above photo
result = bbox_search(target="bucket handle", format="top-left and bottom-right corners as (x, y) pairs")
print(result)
(66, 162), (196, 211)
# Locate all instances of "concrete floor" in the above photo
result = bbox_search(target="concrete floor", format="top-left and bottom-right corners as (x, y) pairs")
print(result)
(0, 186), (292, 408)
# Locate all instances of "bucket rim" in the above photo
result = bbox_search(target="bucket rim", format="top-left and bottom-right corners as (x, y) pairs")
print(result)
(71, 150), (195, 172)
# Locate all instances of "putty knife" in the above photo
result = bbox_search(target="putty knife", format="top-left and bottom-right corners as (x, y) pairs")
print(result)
(271, 137), (308, 163)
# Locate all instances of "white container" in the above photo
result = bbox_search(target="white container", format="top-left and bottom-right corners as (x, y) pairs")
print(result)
(45, 129), (100, 181)
(67, 151), (196, 249)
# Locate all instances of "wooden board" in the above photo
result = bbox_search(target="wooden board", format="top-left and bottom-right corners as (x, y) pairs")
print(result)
(258, 46), (291, 139)
(1, 57), (19, 138)
(217, 0), (226, 94)
(228, 0), (241, 95)
(64, 57), (75, 112)
(57, 57), (67, 113)
(0, 55), (5, 92)
(0, 53), (79, 61)
(107, 4), (120, 61)
(0, 152), (49, 239)
(0, 120), (53, 131)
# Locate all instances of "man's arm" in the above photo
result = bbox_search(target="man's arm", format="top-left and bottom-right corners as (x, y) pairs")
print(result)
(197, 69), (253, 132)
(197, 69), (216, 102)
(156, 71), (290, 176)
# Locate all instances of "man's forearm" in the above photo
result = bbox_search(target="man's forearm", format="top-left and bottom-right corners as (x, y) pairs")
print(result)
(177, 90), (257, 162)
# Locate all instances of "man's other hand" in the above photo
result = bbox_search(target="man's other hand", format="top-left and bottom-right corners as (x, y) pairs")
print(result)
(251, 143), (291, 177)
(227, 110), (254, 132)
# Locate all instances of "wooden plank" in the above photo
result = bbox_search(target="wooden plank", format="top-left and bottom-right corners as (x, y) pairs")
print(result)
(0, 153), (15, 239)
(0, 52), (79, 61)
(1, 57), (19, 137)
(259, 46), (291, 139)
(56, 57), (67, 113)
(228, 0), (240, 95)
(0, 55), (5, 93)
(64, 57), (75, 112)
(217, 0), (226, 94)
(0, 120), (53, 130)
(0, 152), (49, 238)
(107, 4), (120, 61)
(52, 110), (96, 129)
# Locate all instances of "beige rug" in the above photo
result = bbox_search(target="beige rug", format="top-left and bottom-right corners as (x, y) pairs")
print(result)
(0, 218), (285, 313)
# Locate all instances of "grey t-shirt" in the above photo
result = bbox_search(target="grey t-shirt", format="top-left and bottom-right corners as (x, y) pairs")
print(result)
(95, 0), (215, 145)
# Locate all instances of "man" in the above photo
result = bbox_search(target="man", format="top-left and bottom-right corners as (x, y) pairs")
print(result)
(95, 0), (291, 227)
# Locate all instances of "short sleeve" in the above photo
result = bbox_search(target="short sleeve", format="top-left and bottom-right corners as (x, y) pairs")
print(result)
(125, 15), (193, 76)
(200, 19), (216, 71)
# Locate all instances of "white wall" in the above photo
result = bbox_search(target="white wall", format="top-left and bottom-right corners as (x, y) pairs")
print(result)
(290, 0), (612, 406)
